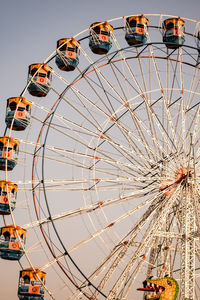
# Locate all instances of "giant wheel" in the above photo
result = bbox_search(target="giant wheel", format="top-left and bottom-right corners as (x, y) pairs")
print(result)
(1, 14), (200, 300)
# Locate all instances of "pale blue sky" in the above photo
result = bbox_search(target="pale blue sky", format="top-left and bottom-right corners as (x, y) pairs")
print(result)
(0, 0), (199, 299)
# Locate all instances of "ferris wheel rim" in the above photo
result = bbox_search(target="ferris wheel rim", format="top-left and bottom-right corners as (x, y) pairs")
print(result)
(32, 40), (200, 299)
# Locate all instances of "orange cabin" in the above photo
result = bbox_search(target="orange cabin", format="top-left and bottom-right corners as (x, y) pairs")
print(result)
(18, 268), (46, 299)
(56, 38), (80, 71)
(6, 97), (32, 130)
(0, 180), (17, 215)
(0, 136), (20, 171)
(89, 21), (113, 54)
(27, 63), (53, 97)
(162, 17), (185, 49)
(0, 225), (26, 260)
(125, 15), (149, 46)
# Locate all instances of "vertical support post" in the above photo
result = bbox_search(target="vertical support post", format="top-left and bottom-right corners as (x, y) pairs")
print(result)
(180, 185), (195, 299)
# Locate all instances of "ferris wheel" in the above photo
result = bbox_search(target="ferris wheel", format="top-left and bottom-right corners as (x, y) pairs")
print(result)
(1, 13), (200, 300)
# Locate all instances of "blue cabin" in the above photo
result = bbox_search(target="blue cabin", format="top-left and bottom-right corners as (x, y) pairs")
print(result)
(56, 38), (80, 71)
(5, 97), (31, 131)
(125, 15), (149, 46)
(0, 225), (26, 260)
(0, 180), (17, 215)
(27, 64), (52, 97)
(18, 268), (46, 300)
(0, 136), (19, 171)
(162, 17), (185, 49)
(89, 21), (113, 55)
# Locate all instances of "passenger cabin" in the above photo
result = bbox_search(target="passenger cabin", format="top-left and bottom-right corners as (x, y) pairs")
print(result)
(125, 15), (149, 46)
(89, 21), (113, 54)
(27, 64), (52, 97)
(0, 225), (26, 260)
(56, 38), (80, 71)
(0, 136), (19, 171)
(0, 180), (17, 215)
(18, 268), (46, 300)
(5, 97), (31, 131)
(162, 17), (185, 49)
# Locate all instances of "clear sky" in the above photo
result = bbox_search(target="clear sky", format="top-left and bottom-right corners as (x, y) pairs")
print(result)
(1, 0), (200, 103)
(0, 0), (200, 299)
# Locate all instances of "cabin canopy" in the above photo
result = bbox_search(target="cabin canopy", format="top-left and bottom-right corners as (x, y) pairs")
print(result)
(1, 225), (26, 238)
(0, 180), (17, 193)
(28, 63), (52, 78)
(163, 17), (185, 30)
(90, 21), (113, 35)
(20, 267), (46, 281)
(7, 97), (32, 108)
(57, 38), (80, 50)
(0, 136), (20, 149)
(126, 15), (149, 27)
